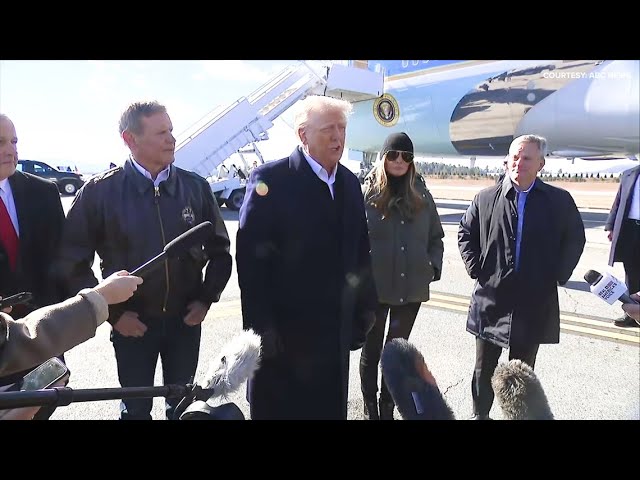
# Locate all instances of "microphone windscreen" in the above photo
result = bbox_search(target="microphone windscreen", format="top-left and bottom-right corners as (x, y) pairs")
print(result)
(202, 329), (262, 399)
(583, 269), (602, 285)
(381, 338), (454, 420)
(164, 221), (214, 257)
(491, 359), (554, 420)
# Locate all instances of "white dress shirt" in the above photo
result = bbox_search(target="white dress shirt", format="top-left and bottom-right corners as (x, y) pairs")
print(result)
(130, 157), (171, 187)
(301, 150), (337, 199)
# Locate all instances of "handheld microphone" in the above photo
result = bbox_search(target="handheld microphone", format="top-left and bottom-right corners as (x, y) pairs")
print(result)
(130, 221), (214, 278)
(380, 338), (455, 420)
(583, 269), (639, 305)
(491, 359), (554, 420)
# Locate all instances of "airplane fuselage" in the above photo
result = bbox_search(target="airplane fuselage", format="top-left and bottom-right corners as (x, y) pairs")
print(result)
(346, 60), (640, 159)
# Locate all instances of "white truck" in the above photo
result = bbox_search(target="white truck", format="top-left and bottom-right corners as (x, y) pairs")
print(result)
(206, 148), (262, 211)
(210, 170), (246, 211)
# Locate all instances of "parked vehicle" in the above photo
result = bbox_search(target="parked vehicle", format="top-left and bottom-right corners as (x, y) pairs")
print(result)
(17, 160), (85, 195)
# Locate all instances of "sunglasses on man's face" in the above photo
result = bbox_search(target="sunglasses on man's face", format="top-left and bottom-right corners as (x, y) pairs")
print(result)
(386, 150), (414, 163)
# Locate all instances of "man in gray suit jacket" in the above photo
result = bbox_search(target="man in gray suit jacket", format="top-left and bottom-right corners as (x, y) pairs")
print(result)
(605, 164), (640, 327)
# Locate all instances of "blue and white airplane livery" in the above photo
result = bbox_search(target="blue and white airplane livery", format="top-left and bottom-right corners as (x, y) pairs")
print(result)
(345, 60), (639, 160)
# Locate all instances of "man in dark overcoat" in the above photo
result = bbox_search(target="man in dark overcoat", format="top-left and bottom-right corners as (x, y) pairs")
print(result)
(458, 134), (585, 420)
(236, 96), (377, 420)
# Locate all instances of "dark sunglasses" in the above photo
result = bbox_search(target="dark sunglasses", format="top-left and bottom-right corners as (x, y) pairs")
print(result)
(386, 150), (414, 163)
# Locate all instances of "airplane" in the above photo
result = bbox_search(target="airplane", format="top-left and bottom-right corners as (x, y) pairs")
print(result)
(343, 60), (640, 165)
(171, 59), (638, 206)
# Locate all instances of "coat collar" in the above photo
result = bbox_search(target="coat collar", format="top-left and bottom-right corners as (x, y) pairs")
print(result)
(288, 145), (350, 190)
(501, 175), (547, 199)
(621, 164), (640, 182)
(124, 157), (178, 196)
(288, 145), (314, 176)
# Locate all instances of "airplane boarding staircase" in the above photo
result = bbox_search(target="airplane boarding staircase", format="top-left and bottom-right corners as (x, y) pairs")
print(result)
(172, 60), (383, 209)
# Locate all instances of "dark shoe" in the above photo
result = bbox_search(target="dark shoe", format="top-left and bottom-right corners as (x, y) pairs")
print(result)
(379, 401), (394, 420)
(613, 316), (638, 328)
(364, 400), (379, 420)
(470, 414), (492, 420)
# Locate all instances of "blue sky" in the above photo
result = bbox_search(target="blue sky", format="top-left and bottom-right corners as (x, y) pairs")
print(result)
(0, 60), (302, 173)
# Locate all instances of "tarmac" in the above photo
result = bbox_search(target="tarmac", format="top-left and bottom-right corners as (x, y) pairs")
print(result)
(48, 188), (639, 420)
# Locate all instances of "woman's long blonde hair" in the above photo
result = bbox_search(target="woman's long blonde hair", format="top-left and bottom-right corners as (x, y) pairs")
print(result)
(364, 153), (425, 219)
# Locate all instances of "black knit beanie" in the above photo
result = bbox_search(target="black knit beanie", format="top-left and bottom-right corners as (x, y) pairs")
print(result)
(381, 132), (414, 158)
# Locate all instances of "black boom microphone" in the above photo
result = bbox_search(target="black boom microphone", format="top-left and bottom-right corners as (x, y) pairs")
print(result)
(0, 384), (201, 410)
(491, 359), (554, 420)
(130, 221), (214, 278)
(381, 338), (455, 420)
(0, 329), (262, 420)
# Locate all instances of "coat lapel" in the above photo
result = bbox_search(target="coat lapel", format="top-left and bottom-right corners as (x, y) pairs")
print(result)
(621, 167), (640, 216)
(288, 145), (316, 180)
(337, 167), (353, 258)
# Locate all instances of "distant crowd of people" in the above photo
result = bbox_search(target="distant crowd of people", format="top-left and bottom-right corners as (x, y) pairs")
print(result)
(1, 95), (637, 421)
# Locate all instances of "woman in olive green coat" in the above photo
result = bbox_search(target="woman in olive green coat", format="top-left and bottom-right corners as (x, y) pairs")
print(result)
(360, 132), (444, 420)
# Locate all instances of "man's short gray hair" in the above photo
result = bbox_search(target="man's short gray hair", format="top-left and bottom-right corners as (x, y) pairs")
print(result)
(293, 95), (353, 132)
(119, 101), (167, 135)
(510, 134), (548, 160)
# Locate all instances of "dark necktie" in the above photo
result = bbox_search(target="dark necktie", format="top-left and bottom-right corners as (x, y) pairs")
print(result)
(0, 196), (19, 271)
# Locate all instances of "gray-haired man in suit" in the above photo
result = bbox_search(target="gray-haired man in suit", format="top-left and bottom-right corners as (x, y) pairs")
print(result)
(605, 164), (640, 327)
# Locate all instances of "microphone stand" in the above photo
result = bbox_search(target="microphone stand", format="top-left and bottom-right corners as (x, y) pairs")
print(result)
(0, 384), (216, 410)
